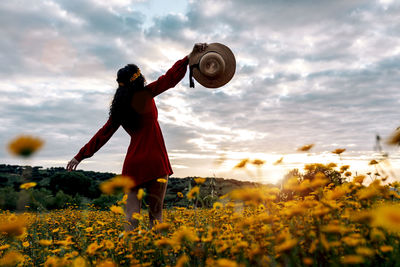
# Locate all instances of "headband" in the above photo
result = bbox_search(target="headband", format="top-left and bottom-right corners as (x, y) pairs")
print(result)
(118, 69), (141, 87)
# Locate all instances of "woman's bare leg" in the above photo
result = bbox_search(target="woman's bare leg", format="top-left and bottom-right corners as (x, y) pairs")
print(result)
(146, 175), (168, 228)
(125, 186), (142, 231)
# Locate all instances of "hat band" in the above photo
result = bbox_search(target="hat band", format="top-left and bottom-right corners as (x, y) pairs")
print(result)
(189, 63), (199, 88)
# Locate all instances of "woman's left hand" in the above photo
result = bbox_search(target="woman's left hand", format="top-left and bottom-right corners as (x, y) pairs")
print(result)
(188, 43), (208, 60)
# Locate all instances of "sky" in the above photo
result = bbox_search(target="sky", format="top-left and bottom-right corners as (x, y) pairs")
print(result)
(1, 0), (400, 184)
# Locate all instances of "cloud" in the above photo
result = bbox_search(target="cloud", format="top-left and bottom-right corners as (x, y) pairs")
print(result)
(1, 0), (400, 182)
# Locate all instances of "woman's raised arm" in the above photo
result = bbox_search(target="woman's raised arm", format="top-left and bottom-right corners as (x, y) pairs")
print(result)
(146, 56), (189, 97)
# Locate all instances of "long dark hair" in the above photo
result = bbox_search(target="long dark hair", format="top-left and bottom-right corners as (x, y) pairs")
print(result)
(109, 64), (146, 130)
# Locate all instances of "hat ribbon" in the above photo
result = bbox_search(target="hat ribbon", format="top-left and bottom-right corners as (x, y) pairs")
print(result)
(189, 63), (199, 88)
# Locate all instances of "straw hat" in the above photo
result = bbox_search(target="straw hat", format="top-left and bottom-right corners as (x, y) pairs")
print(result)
(189, 43), (236, 88)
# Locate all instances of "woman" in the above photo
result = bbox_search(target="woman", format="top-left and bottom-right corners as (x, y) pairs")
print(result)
(66, 43), (207, 230)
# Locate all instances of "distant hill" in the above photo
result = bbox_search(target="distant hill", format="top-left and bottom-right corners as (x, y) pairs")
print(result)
(0, 164), (265, 210)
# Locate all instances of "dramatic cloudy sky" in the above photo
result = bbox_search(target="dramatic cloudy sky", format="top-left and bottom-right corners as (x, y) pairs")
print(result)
(1, 0), (400, 183)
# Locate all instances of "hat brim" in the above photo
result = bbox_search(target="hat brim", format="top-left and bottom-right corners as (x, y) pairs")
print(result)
(189, 43), (236, 88)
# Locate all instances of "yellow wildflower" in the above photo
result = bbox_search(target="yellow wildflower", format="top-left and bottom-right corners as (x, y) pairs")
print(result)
(131, 213), (143, 220)
(0, 216), (27, 236)
(73, 257), (87, 267)
(97, 259), (116, 267)
(39, 239), (52, 246)
(216, 259), (238, 267)
(372, 204), (400, 233)
(137, 188), (145, 200)
(154, 222), (171, 232)
(177, 192), (184, 198)
(173, 226), (197, 244)
(194, 177), (206, 184)
(8, 135), (44, 157)
(20, 182), (37, 190)
(110, 205), (124, 215)
(353, 175), (366, 184)
(175, 254), (189, 267)
(341, 255), (364, 264)
(103, 240), (115, 250)
(303, 258), (313, 265)
(332, 148), (346, 155)
(275, 237), (298, 253)
(187, 186), (200, 200)
(0, 250), (24, 266)
(298, 144), (314, 151)
(380, 245), (393, 253)
(274, 157), (283, 165)
(251, 159), (265, 166)
(100, 175), (135, 195)
(154, 238), (174, 248)
(213, 202), (223, 209)
(234, 158), (249, 168)
(369, 159), (379, 165)
(356, 247), (374, 257)
(86, 242), (100, 255)
(157, 178), (167, 183)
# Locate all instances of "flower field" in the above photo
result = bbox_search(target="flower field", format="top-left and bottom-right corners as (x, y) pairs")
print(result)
(1, 163), (400, 266)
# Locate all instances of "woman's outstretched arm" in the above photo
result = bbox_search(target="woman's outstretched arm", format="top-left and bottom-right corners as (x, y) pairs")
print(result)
(67, 117), (120, 171)
(146, 43), (208, 97)
(146, 56), (189, 97)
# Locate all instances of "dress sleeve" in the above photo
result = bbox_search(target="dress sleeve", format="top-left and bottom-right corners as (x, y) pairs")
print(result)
(146, 56), (189, 97)
(74, 117), (120, 162)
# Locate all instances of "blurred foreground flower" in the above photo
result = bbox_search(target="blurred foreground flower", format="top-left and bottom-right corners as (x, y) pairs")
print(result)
(387, 127), (400, 146)
(8, 135), (44, 157)
(234, 159), (249, 169)
(194, 177), (206, 184)
(187, 186), (199, 200)
(110, 205), (125, 215)
(298, 144), (314, 152)
(100, 175), (135, 194)
(137, 188), (145, 200)
(0, 251), (24, 266)
(372, 204), (400, 233)
(0, 215), (27, 237)
(274, 157), (284, 165)
(20, 182), (37, 190)
(157, 178), (167, 183)
(332, 148), (346, 155)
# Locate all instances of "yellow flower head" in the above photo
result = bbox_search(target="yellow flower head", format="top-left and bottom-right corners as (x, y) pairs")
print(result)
(298, 144), (314, 152)
(86, 242), (100, 255)
(157, 178), (167, 184)
(8, 135), (44, 157)
(0, 251), (25, 266)
(110, 205), (124, 215)
(20, 182), (37, 190)
(234, 158), (249, 169)
(177, 192), (184, 198)
(194, 177), (206, 184)
(187, 186), (200, 200)
(341, 255), (364, 264)
(100, 175), (135, 195)
(332, 148), (346, 155)
(137, 188), (145, 200)
(39, 239), (52, 246)
(372, 204), (400, 233)
(0, 216), (27, 237)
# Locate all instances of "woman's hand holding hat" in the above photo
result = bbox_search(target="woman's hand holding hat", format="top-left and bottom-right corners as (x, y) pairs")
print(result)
(188, 43), (208, 61)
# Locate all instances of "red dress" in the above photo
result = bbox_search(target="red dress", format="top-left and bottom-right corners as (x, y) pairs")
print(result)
(74, 56), (189, 186)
